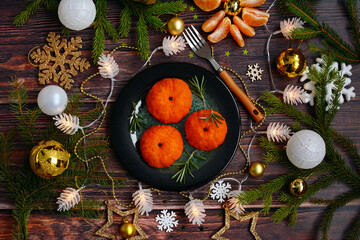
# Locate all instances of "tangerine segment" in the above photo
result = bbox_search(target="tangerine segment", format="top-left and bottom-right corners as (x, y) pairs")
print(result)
(185, 110), (228, 151)
(233, 16), (255, 36)
(194, 0), (221, 11)
(202, 10), (226, 32)
(230, 25), (245, 47)
(240, 0), (266, 7)
(140, 125), (184, 168)
(146, 78), (193, 123)
(208, 17), (231, 43)
(242, 8), (270, 27)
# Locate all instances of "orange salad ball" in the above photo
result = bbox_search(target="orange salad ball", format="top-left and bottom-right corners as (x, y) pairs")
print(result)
(185, 110), (228, 151)
(146, 78), (193, 124)
(140, 125), (184, 168)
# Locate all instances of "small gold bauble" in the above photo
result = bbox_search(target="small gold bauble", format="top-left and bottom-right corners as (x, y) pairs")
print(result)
(167, 16), (185, 35)
(120, 218), (136, 239)
(249, 162), (266, 177)
(276, 48), (306, 78)
(289, 178), (307, 197)
(224, 0), (242, 16)
(29, 140), (70, 179)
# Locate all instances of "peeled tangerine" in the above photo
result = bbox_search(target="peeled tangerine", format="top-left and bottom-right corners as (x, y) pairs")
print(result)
(240, 0), (266, 7)
(233, 15), (255, 36)
(208, 17), (231, 43)
(242, 7), (270, 27)
(202, 10), (225, 32)
(194, 0), (221, 11)
(230, 25), (244, 47)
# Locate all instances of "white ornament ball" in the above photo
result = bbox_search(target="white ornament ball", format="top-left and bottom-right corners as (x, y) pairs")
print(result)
(58, 0), (96, 31)
(37, 85), (68, 116)
(286, 130), (326, 169)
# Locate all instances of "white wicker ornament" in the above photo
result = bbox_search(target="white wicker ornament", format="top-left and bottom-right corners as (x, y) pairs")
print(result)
(228, 189), (245, 215)
(98, 54), (119, 79)
(132, 183), (153, 216)
(210, 180), (231, 203)
(280, 18), (305, 39)
(53, 113), (80, 135)
(184, 199), (206, 226)
(58, 0), (96, 31)
(57, 187), (83, 211)
(155, 210), (178, 232)
(286, 130), (326, 169)
(267, 122), (292, 142)
(283, 84), (309, 105)
(162, 35), (186, 56)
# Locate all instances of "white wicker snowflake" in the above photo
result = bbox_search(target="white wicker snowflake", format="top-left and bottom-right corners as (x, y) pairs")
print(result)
(246, 63), (263, 82)
(300, 55), (355, 109)
(155, 210), (178, 232)
(210, 180), (231, 203)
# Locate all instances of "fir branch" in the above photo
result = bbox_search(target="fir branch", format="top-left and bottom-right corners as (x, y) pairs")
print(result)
(320, 190), (360, 240)
(137, 15), (150, 61)
(347, 0), (360, 53)
(9, 77), (41, 146)
(172, 150), (205, 184)
(291, 27), (322, 39)
(13, 0), (44, 26)
(146, 1), (187, 15)
(345, 212), (360, 240)
(261, 91), (317, 127)
(119, 5), (131, 38)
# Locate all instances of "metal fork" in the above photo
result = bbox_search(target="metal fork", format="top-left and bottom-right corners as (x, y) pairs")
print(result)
(183, 25), (264, 122)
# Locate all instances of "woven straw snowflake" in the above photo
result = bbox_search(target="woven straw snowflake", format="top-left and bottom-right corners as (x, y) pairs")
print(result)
(246, 63), (263, 82)
(30, 32), (90, 90)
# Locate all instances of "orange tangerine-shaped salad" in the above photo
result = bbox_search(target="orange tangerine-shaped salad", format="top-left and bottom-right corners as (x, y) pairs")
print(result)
(140, 125), (184, 168)
(146, 78), (193, 124)
(185, 109), (228, 151)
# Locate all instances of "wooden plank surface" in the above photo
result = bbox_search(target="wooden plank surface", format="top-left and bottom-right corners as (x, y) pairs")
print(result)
(0, 0), (359, 239)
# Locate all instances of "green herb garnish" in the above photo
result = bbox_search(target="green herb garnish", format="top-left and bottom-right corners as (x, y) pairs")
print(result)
(189, 75), (207, 108)
(198, 109), (225, 128)
(128, 102), (146, 133)
(172, 150), (206, 184)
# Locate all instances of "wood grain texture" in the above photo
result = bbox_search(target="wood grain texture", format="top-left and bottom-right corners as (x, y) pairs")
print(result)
(0, 0), (359, 239)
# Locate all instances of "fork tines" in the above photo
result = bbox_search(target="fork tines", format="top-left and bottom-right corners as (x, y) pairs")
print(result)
(183, 25), (207, 52)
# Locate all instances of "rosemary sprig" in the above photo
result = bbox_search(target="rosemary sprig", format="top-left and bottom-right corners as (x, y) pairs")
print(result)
(172, 150), (205, 184)
(128, 102), (146, 133)
(189, 75), (207, 108)
(199, 109), (225, 128)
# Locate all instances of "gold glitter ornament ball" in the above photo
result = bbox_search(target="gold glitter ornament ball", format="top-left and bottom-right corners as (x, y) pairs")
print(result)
(249, 162), (266, 177)
(276, 48), (306, 78)
(167, 16), (185, 35)
(289, 178), (307, 197)
(29, 140), (70, 178)
(120, 218), (136, 238)
(224, 0), (241, 16)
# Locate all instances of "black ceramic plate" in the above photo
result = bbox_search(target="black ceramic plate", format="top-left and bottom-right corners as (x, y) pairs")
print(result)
(111, 62), (241, 191)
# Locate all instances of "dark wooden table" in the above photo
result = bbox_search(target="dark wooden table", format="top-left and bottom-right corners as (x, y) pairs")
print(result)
(0, 0), (359, 239)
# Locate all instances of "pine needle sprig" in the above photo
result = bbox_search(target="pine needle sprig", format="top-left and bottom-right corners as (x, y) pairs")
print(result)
(189, 76), (207, 108)
(172, 150), (205, 184)
(128, 102), (146, 133)
(347, 0), (360, 53)
(199, 109), (225, 128)
(137, 15), (150, 60)
(13, 0), (44, 26)
(119, 5), (131, 38)
(345, 212), (360, 240)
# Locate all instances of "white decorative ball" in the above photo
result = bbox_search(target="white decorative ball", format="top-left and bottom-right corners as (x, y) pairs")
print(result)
(58, 0), (96, 31)
(37, 85), (68, 116)
(286, 130), (326, 169)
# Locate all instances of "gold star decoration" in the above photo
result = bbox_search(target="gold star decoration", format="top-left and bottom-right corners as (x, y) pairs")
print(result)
(211, 204), (261, 240)
(95, 201), (148, 240)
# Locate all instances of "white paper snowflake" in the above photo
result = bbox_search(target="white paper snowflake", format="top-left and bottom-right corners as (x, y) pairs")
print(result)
(246, 63), (263, 82)
(210, 180), (231, 203)
(300, 55), (355, 109)
(155, 210), (178, 232)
